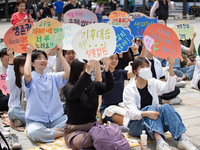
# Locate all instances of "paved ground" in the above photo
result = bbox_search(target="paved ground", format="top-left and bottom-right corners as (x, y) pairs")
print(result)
(1, 15), (200, 149)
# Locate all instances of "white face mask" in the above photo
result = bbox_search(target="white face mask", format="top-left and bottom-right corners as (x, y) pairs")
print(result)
(138, 67), (151, 80)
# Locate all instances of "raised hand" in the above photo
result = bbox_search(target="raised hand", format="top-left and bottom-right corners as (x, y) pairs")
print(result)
(85, 59), (96, 74)
(27, 44), (35, 54)
(101, 57), (110, 72)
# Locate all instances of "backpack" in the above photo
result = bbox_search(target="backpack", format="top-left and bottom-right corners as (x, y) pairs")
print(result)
(89, 123), (131, 150)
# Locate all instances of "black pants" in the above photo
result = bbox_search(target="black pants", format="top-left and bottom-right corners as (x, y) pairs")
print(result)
(159, 87), (180, 104)
(0, 95), (9, 111)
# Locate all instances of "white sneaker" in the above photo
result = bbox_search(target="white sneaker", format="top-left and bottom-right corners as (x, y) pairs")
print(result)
(169, 97), (182, 105)
(13, 119), (23, 127)
(10, 134), (22, 149)
(177, 77), (183, 82)
(178, 137), (197, 150)
(156, 140), (171, 150)
(176, 81), (186, 88)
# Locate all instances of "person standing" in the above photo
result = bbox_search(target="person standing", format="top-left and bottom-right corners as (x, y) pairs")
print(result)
(150, 0), (174, 24)
(11, 0), (33, 25)
(37, 0), (55, 20)
(145, 0), (151, 16)
(62, 0), (81, 16)
(95, 2), (104, 22)
(54, 0), (64, 22)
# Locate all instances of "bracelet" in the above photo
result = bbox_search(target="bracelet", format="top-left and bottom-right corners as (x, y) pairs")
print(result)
(9, 63), (14, 65)
(133, 53), (139, 56)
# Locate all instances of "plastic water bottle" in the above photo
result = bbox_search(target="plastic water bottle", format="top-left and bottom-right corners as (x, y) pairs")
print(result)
(196, 54), (200, 62)
(140, 130), (147, 150)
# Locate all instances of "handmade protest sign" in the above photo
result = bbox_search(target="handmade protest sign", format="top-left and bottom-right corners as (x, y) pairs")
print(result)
(72, 23), (116, 60)
(63, 9), (98, 27)
(0, 73), (9, 95)
(99, 19), (109, 23)
(127, 12), (148, 21)
(143, 23), (182, 60)
(4, 22), (32, 53)
(173, 21), (194, 40)
(63, 24), (82, 50)
(107, 17), (130, 27)
(112, 26), (134, 54)
(128, 16), (157, 40)
(27, 18), (64, 50)
(109, 11), (128, 20)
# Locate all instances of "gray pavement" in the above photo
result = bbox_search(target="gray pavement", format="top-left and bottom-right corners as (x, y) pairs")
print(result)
(1, 16), (200, 149)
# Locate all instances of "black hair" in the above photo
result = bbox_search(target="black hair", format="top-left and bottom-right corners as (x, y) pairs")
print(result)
(132, 57), (149, 74)
(14, 55), (26, 88)
(62, 59), (97, 107)
(31, 50), (47, 71)
(65, 59), (86, 85)
(0, 48), (8, 57)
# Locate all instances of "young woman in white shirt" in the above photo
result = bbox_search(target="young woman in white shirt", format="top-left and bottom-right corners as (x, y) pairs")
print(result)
(6, 48), (26, 127)
(123, 56), (197, 150)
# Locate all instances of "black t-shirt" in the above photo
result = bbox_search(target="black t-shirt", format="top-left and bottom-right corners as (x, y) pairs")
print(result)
(137, 84), (152, 109)
(149, 59), (157, 78)
(62, 2), (81, 14)
(116, 57), (129, 70)
(37, 2), (53, 20)
(65, 71), (114, 125)
(109, 0), (117, 11)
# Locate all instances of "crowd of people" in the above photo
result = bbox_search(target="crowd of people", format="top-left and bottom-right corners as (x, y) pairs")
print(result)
(0, 0), (200, 150)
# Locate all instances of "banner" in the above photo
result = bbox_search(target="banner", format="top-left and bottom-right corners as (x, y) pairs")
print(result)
(173, 21), (194, 40)
(99, 19), (109, 23)
(112, 26), (134, 54)
(143, 23), (182, 60)
(27, 18), (64, 50)
(63, 9), (98, 27)
(128, 16), (157, 40)
(4, 22), (32, 53)
(63, 24), (82, 50)
(72, 23), (116, 61)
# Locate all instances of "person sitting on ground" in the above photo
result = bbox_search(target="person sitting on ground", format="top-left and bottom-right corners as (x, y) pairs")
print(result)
(6, 48), (26, 127)
(191, 55), (200, 90)
(22, 44), (70, 142)
(0, 48), (11, 111)
(62, 58), (114, 149)
(123, 56), (197, 150)
(172, 33), (196, 81)
(99, 54), (135, 126)
(144, 46), (182, 105)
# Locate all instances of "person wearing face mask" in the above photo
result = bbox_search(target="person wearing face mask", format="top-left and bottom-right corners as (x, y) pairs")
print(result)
(123, 56), (197, 150)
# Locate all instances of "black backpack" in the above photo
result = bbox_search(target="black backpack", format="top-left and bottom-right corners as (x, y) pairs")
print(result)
(0, 131), (10, 150)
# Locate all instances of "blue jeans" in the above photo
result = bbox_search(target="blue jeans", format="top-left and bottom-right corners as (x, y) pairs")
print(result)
(100, 104), (118, 123)
(26, 115), (67, 142)
(8, 107), (26, 125)
(95, 13), (102, 22)
(128, 104), (186, 141)
(173, 65), (195, 80)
